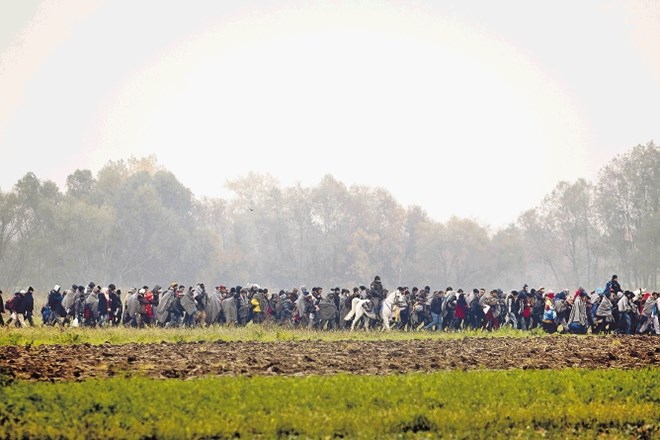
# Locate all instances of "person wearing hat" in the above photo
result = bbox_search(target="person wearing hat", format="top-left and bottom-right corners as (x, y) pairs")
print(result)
(85, 282), (96, 303)
(370, 276), (384, 299)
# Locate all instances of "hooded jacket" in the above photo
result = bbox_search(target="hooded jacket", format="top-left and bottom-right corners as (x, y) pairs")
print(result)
(221, 295), (237, 323)
(48, 290), (66, 318)
(568, 295), (588, 327)
(180, 289), (197, 316)
(125, 291), (139, 319)
(85, 290), (100, 320)
(23, 291), (34, 313)
(156, 288), (176, 324)
(205, 290), (223, 324)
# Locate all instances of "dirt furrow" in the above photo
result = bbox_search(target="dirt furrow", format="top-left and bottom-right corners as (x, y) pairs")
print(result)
(1, 336), (658, 382)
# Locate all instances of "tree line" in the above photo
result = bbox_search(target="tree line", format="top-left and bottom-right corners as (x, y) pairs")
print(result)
(0, 142), (657, 292)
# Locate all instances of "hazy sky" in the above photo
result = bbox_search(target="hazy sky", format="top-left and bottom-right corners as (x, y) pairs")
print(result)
(1, 0), (659, 228)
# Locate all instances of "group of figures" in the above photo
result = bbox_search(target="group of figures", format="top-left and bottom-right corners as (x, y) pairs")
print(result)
(2, 275), (659, 335)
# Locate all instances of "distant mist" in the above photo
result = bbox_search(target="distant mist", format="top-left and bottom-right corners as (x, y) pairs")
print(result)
(0, 143), (657, 294)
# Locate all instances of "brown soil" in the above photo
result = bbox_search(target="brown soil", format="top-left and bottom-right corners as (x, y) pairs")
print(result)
(1, 336), (658, 382)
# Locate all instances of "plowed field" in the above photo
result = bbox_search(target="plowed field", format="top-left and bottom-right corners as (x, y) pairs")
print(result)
(2, 335), (658, 382)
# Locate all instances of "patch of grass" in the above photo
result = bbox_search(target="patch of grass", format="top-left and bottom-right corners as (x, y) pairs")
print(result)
(0, 324), (553, 346)
(0, 369), (657, 439)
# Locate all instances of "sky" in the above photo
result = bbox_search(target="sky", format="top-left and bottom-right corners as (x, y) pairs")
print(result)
(1, 0), (659, 229)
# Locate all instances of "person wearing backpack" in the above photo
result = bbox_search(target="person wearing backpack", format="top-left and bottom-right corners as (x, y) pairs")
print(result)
(7, 290), (26, 327)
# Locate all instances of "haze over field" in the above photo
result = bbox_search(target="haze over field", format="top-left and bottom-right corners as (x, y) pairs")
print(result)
(1, 0), (659, 228)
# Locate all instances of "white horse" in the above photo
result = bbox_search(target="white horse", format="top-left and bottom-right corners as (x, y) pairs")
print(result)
(344, 289), (405, 331)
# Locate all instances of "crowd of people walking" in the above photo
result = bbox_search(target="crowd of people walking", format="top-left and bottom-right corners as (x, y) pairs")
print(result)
(1, 274), (658, 335)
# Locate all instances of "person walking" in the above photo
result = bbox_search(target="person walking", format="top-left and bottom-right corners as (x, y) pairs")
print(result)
(424, 291), (443, 331)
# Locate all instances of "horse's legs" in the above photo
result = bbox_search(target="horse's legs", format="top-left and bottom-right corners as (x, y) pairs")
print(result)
(382, 313), (390, 331)
(350, 310), (360, 331)
(344, 299), (358, 321)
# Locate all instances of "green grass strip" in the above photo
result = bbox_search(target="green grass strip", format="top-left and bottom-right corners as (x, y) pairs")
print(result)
(0, 369), (658, 439)
(0, 324), (552, 347)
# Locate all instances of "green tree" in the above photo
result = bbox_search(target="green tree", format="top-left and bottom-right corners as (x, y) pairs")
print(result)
(65, 169), (96, 199)
(519, 179), (604, 289)
(596, 142), (659, 289)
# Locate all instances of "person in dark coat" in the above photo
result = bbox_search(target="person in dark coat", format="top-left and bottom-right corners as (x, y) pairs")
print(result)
(370, 276), (384, 297)
(23, 287), (35, 326)
(167, 286), (186, 327)
(47, 285), (67, 328)
(605, 275), (622, 296)
(0, 289), (5, 326)
(151, 285), (161, 323)
(237, 289), (252, 326)
(109, 285), (122, 326)
(8, 291), (26, 327)
(317, 291), (338, 330)
(454, 289), (468, 329)
(424, 291), (443, 331)
(136, 287), (152, 327)
(98, 287), (109, 326)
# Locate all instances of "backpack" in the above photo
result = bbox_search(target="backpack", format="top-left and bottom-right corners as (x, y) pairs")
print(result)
(543, 308), (556, 322)
(41, 305), (52, 323)
(555, 299), (566, 314)
(5, 297), (15, 312)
